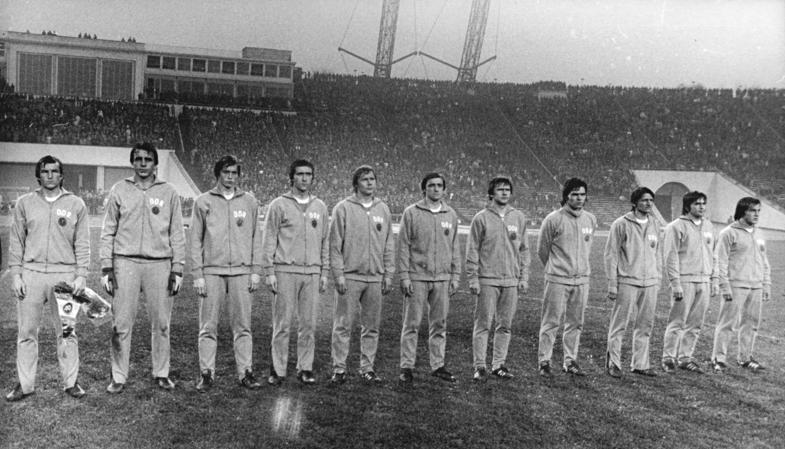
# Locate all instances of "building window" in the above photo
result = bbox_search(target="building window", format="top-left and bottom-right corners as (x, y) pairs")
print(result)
(208, 60), (220, 73)
(236, 62), (249, 76)
(251, 63), (264, 76)
(162, 56), (176, 70)
(146, 55), (160, 69)
(265, 64), (278, 77)
(177, 58), (191, 71)
(222, 61), (235, 75)
(278, 65), (291, 78)
(192, 59), (206, 72)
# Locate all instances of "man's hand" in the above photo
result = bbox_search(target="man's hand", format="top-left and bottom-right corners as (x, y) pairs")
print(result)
(382, 277), (393, 295)
(608, 291), (617, 301)
(319, 275), (328, 293)
(249, 273), (261, 293)
(335, 276), (347, 295)
(518, 280), (529, 295)
(763, 287), (771, 302)
(72, 276), (86, 296)
(400, 279), (414, 297)
(449, 279), (459, 296)
(101, 268), (117, 297)
(673, 291), (684, 302)
(194, 277), (206, 297)
(722, 293), (733, 302)
(168, 272), (183, 296)
(710, 282), (719, 297)
(265, 275), (278, 294)
(12, 274), (26, 300)
(469, 279), (480, 296)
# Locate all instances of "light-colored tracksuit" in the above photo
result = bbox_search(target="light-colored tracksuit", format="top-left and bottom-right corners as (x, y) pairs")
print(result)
(662, 216), (717, 365)
(537, 206), (597, 368)
(466, 206), (530, 371)
(397, 200), (461, 372)
(191, 188), (262, 379)
(329, 195), (394, 375)
(100, 177), (186, 383)
(711, 222), (771, 365)
(262, 192), (329, 377)
(605, 212), (662, 371)
(9, 189), (90, 394)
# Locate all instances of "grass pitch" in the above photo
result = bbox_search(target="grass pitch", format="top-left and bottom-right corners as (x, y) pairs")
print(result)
(0, 228), (783, 449)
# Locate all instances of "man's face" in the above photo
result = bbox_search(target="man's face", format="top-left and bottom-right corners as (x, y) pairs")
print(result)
(741, 204), (761, 226)
(566, 187), (587, 210)
(218, 164), (239, 190)
(292, 165), (314, 194)
(491, 183), (511, 206)
(38, 163), (62, 191)
(355, 171), (376, 196)
(132, 149), (156, 180)
(688, 198), (706, 219)
(424, 177), (445, 203)
(634, 193), (655, 215)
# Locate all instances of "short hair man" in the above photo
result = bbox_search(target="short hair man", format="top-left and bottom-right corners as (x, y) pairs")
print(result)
(100, 142), (186, 393)
(466, 176), (530, 382)
(191, 155), (263, 392)
(604, 187), (662, 378)
(661, 191), (718, 374)
(536, 178), (596, 377)
(711, 197), (771, 372)
(397, 173), (461, 384)
(328, 165), (394, 384)
(262, 159), (329, 386)
(6, 155), (90, 401)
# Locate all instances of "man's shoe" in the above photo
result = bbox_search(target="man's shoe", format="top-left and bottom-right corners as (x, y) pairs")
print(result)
(538, 361), (553, 378)
(65, 382), (86, 399)
(607, 364), (622, 378)
(5, 384), (34, 402)
(240, 370), (261, 390)
(661, 359), (677, 373)
(297, 370), (316, 385)
(155, 377), (175, 390)
(739, 358), (765, 372)
(329, 372), (347, 385)
(360, 371), (382, 383)
(473, 367), (488, 383)
(431, 367), (456, 382)
(399, 368), (414, 384)
(106, 380), (125, 394)
(713, 360), (728, 372)
(631, 368), (657, 377)
(267, 368), (283, 386)
(491, 366), (514, 380)
(679, 361), (705, 374)
(563, 361), (586, 377)
(196, 370), (214, 392)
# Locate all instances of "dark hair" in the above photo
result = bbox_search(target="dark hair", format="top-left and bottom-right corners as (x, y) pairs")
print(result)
(129, 142), (158, 165)
(420, 172), (446, 193)
(733, 197), (761, 221)
(289, 159), (314, 184)
(35, 155), (64, 186)
(487, 176), (512, 199)
(682, 191), (707, 215)
(352, 165), (375, 192)
(213, 155), (241, 179)
(561, 178), (588, 206)
(630, 187), (655, 211)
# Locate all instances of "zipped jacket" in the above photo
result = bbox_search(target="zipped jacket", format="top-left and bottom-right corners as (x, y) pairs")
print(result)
(465, 206), (530, 287)
(397, 200), (461, 283)
(537, 206), (597, 286)
(716, 222), (771, 294)
(605, 212), (662, 293)
(663, 216), (717, 292)
(329, 195), (394, 282)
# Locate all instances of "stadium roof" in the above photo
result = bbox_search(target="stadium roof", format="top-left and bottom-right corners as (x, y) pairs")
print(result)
(0, 142), (163, 167)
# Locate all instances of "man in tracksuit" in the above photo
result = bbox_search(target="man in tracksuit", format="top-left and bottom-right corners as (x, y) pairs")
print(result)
(191, 155), (262, 392)
(100, 142), (186, 393)
(537, 178), (596, 377)
(711, 197), (771, 372)
(604, 187), (662, 378)
(262, 159), (329, 386)
(466, 176), (530, 382)
(6, 155), (89, 401)
(329, 165), (394, 384)
(661, 191), (718, 374)
(397, 173), (461, 384)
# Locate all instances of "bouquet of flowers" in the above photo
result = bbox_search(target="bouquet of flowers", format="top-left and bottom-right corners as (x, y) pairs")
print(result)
(54, 282), (113, 329)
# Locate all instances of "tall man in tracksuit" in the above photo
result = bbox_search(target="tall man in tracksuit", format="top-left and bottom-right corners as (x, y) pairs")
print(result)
(397, 173), (461, 384)
(604, 187), (662, 378)
(537, 178), (596, 377)
(466, 176), (530, 382)
(191, 155), (262, 392)
(711, 197), (771, 372)
(262, 159), (329, 386)
(100, 142), (186, 393)
(329, 165), (394, 384)
(661, 191), (718, 374)
(6, 155), (89, 401)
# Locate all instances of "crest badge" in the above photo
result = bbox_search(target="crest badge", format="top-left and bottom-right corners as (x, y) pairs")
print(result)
(237, 217), (244, 227)
(509, 232), (517, 241)
(152, 206), (160, 215)
(58, 217), (67, 227)
(312, 219), (318, 228)
(376, 222), (382, 232)
(444, 228), (450, 236)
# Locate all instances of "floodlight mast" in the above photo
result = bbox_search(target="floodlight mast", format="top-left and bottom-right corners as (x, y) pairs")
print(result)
(457, 0), (493, 83)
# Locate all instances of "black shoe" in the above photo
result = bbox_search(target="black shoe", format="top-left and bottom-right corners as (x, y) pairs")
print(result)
(65, 382), (86, 399)
(473, 367), (488, 383)
(679, 360), (704, 374)
(241, 370), (261, 390)
(329, 372), (347, 385)
(607, 364), (622, 378)
(563, 360), (586, 377)
(106, 380), (125, 394)
(739, 358), (765, 372)
(712, 360), (728, 372)
(661, 359), (677, 373)
(431, 367), (456, 382)
(267, 368), (283, 386)
(5, 384), (34, 402)
(297, 370), (316, 385)
(631, 368), (657, 377)
(155, 377), (175, 390)
(491, 366), (514, 380)
(360, 371), (382, 383)
(538, 361), (553, 378)
(399, 368), (414, 384)
(196, 370), (214, 392)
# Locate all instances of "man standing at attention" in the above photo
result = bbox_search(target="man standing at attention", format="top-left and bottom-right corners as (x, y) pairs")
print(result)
(537, 178), (596, 377)
(101, 142), (186, 393)
(661, 191), (718, 374)
(329, 165), (394, 384)
(191, 155), (262, 392)
(466, 176), (529, 382)
(397, 173), (461, 384)
(7, 155), (90, 401)
(604, 187), (662, 378)
(262, 159), (329, 386)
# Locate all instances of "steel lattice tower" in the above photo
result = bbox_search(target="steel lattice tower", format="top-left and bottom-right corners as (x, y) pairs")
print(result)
(374, 0), (400, 78)
(457, 0), (491, 83)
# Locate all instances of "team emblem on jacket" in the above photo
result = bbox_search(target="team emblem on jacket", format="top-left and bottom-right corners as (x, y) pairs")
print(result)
(150, 198), (164, 215)
(234, 210), (247, 227)
(703, 232), (713, 245)
(757, 239), (766, 253)
(308, 212), (320, 228)
(373, 215), (384, 232)
(582, 227), (593, 242)
(647, 234), (658, 248)
(507, 224), (519, 241)
(56, 209), (72, 227)
(441, 221), (452, 236)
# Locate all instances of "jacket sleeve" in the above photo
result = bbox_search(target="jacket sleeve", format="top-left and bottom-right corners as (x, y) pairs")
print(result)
(329, 203), (346, 280)
(8, 197), (27, 275)
(168, 191), (186, 273)
(250, 197), (263, 275)
(716, 230), (732, 295)
(604, 220), (622, 294)
(73, 197), (91, 278)
(761, 239), (771, 290)
(99, 186), (121, 270)
(319, 202), (330, 277)
(396, 208), (412, 281)
(450, 212), (462, 284)
(260, 199), (280, 277)
(536, 216), (553, 267)
(189, 197), (206, 279)
(518, 218), (531, 285)
(382, 205), (395, 278)
(465, 214), (483, 282)
(662, 223), (681, 291)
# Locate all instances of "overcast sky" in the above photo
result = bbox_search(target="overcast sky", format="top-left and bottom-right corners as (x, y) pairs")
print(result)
(4, 0), (785, 88)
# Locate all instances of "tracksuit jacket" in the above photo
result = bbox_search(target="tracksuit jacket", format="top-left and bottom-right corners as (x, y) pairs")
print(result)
(716, 222), (771, 295)
(9, 189), (90, 277)
(663, 216), (717, 292)
(537, 206), (597, 286)
(605, 212), (662, 293)
(190, 188), (263, 278)
(397, 200), (461, 283)
(465, 206), (530, 287)
(261, 192), (329, 276)
(100, 177), (186, 272)
(329, 195), (394, 282)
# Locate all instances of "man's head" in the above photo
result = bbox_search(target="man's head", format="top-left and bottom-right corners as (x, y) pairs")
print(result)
(213, 155), (241, 190)
(129, 142), (158, 180)
(682, 191), (707, 219)
(734, 197), (762, 226)
(561, 177), (587, 209)
(289, 159), (314, 193)
(487, 176), (512, 206)
(421, 172), (446, 202)
(35, 155), (64, 190)
(630, 186), (655, 214)
(352, 165), (376, 195)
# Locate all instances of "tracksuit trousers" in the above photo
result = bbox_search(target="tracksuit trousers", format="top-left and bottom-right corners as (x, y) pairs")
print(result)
(400, 280), (449, 371)
(472, 284), (518, 371)
(606, 283), (658, 370)
(271, 272), (319, 377)
(538, 281), (589, 368)
(662, 282), (710, 364)
(331, 280), (382, 375)
(712, 286), (763, 365)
